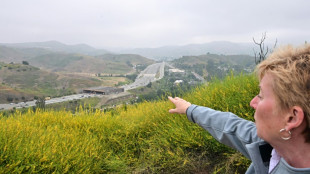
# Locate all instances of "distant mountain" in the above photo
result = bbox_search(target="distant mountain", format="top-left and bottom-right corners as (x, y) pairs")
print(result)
(1, 40), (258, 61)
(0, 41), (110, 56)
(0, 45), (155, 74)
(119, 41), (256, 60)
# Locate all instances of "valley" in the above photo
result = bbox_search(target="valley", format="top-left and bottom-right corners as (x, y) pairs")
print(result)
(0, 41), (256, 112)
(0, 61), (166, 110)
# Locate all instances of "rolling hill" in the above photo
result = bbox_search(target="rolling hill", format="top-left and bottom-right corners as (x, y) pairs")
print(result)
(0, 62), (102, 103)
(0, 40), (110, 56)
(0, 43), (155, 74)
(95, 53), (155, 65)
(28, 53), (154, 74)
(0, 45), (53, 63)
(173, 53), (254, 66)
(171, 53), (255, 80)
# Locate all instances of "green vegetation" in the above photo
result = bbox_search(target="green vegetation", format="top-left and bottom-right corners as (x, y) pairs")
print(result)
(172, 54), (255, 81)
(22, 61), (29, 65)
(45, 97), (101, 112)
(96, 54), (154, 66)
(0, 97), (102, 117)
(129, 67), (203, 102)
(0, 73), (258, 173)
(30, 53), (83, 69)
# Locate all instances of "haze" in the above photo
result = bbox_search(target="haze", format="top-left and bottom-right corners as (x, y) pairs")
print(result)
(1, 0), (309, 49)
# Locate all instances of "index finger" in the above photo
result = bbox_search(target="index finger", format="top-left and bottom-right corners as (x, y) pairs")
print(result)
(168, 96), (176, 104)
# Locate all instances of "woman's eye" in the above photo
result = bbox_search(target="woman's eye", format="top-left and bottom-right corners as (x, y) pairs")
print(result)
(257, 95), (262, 99)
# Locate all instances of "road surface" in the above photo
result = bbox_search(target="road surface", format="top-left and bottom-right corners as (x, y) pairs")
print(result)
(123, 62), (165, 90)
(0, 94), (99, 110)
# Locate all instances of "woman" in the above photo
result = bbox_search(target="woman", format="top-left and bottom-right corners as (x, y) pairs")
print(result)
(168, 44), (310, 173)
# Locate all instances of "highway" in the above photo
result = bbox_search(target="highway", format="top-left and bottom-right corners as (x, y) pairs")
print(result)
(0, 94), (99, 111)
(0, 62), (166, 110)
(123, 62), (165, 90)
(191, 71), (205, 82)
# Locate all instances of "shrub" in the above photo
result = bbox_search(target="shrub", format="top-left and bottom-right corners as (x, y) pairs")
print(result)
(22, 61), (29, 65)
(6, 96), (14, 102)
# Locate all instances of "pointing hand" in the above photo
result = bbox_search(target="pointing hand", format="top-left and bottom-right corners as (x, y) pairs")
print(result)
(168, 96), (191, 114)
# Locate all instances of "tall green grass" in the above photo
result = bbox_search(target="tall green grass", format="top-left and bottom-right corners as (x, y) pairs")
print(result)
(0, 73), (259, 173)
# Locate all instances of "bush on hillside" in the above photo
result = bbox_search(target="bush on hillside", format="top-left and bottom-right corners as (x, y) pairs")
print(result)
(22, 61), (29, 65)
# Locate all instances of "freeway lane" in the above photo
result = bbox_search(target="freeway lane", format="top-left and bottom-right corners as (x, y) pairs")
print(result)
(123, 62), (165, 90)
(0, 94), (98, 110)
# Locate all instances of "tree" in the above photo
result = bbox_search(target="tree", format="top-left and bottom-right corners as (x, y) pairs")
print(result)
(22, 61), (29, 65)
(126, 60), (133, 67)
(146, 82), (152, 88)
(253, 32), (277, 64)
(126, 74), (138, 81)
(35, 97), (46, 109)
(7, 96), (13, 102)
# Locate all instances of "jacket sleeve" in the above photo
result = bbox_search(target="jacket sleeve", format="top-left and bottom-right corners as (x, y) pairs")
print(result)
(186, 104), (261, 159)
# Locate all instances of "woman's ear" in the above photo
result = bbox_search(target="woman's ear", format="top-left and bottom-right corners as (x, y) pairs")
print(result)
(285, 106), (304, 131)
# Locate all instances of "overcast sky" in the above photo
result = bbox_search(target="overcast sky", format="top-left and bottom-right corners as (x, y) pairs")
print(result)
(1, 0), (309, 49)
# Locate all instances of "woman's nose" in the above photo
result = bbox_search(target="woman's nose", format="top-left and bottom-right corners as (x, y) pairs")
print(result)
(250, 96), (258, 109)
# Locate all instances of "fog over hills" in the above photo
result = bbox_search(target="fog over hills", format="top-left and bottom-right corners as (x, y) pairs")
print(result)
(1, 40), (260, 61)
(0, 41), (110, 56)
(118, 41), (258, 60)
(0, 42), (155, 74)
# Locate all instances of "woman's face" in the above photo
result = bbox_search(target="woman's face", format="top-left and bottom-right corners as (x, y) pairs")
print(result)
(250, 73), (285, 142)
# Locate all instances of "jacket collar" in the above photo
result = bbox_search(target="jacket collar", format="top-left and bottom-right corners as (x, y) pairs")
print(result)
(246, 141), (271, 174)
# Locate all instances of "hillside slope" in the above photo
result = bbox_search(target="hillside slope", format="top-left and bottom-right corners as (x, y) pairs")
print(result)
(0, 46), (53, 63)
(0, 74), (258, 173)
(29, 53), (154, 74)
(0, 62), (102, 103)
(96, 54), (155, 65)
(172, 53), (255, 80)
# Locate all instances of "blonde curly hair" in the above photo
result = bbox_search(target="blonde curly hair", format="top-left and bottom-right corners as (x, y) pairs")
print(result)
(257, 44), (310, 142)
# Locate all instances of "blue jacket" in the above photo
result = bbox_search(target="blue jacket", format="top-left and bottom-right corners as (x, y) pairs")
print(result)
(186, 104), (310, 174)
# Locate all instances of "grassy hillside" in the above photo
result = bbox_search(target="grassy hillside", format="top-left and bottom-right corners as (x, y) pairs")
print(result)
(172, 54), (255, 80)
(0, 62), (102, 103)
(0, 46), (53, 63)
(0, 73), (259, 173)
(96, 54), (155, 65)
(28, 53), (154, 74)
(174, 54), (254, 66)
(29, 53), (84, 71)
